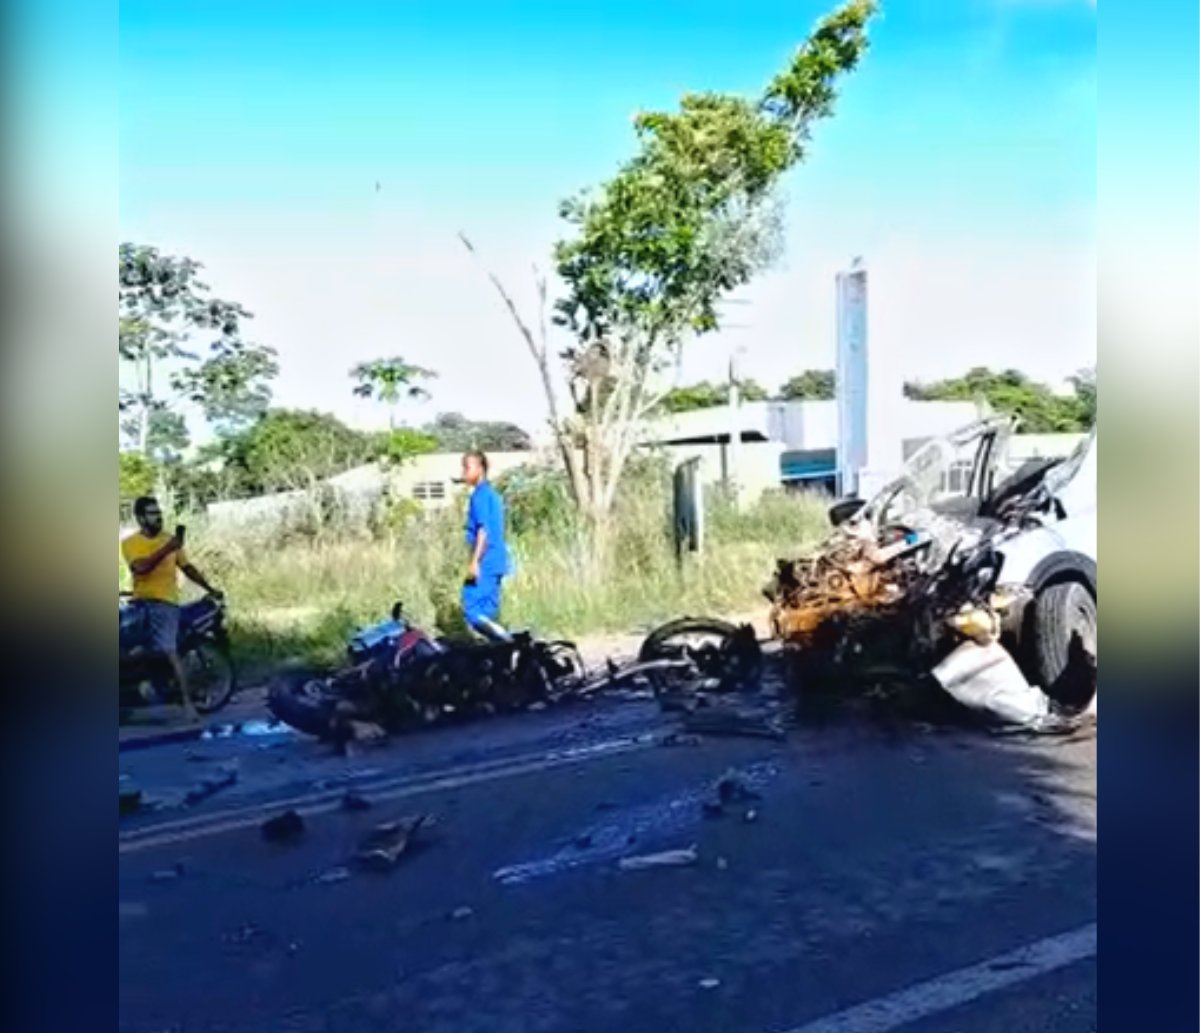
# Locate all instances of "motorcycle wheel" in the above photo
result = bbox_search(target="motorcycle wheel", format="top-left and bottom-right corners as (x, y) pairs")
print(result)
(267, 667), (340, 738)
(184, 641), (237, 714)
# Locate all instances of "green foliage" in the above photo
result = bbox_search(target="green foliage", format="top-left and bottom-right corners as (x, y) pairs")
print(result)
(118, 243), (278, 448)
(904, 367), (1095, 433)
(422, 411), (532, 452)
(658, 378), (770, 413)
(119, 451), (158, 502)
(121, 409), (192, 462)
(376, 427), (439, 467)
(214, 408), (377, 495)
(180, 463), (831, 675)
(493, 465), (577, 540)
(778, 368), (835, 400)
(350, 356), (436, 428)
(552, 1), (875, 348)
(1070, 367), (1096, 426)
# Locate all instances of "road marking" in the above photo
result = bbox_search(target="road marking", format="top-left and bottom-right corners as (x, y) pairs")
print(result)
(775, 923), (1096, 1033)
(119, 732), (661, 855)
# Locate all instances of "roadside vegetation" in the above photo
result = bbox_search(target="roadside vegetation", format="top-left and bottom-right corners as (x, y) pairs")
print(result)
(119, 457), (830, 675)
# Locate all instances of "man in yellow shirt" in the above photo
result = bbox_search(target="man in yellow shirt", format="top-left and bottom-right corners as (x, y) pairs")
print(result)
(121, 495), (222, 721)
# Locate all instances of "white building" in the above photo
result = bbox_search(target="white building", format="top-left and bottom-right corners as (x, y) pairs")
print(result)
(637, 398), (984, 497)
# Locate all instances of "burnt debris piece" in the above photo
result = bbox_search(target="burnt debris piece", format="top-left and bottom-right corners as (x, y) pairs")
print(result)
(354, 814), (432, 871)
(261, 809), (306, 844)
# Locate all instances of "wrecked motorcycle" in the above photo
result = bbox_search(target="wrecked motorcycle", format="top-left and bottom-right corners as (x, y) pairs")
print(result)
(267, 603), (587, 740)
(119, 593), (237, 718)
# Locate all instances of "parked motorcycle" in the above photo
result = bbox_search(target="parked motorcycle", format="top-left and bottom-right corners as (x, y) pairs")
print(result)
(267, 602), (586, 740)
(119, 593), (237, 718)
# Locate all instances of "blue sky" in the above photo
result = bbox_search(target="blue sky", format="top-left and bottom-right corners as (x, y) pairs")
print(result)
(120, 0), (1098, 435)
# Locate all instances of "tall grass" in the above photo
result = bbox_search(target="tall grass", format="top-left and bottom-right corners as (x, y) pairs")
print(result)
(123, 461), (831, 674)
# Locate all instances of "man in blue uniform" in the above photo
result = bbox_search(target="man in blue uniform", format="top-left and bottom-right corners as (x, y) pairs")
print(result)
(460, 449), (512, 641)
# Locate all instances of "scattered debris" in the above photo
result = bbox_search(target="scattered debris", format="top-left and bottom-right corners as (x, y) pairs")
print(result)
(341, 790), (372, 812)
(184, 764), (239, 806)
(354, 814), (431, 871)
(449, 906), (475, 921)
(716, 770), (762, 805)
(150, 863), (185, 883)
(698, 977), (721, 990)
(744, 808), (759, 823)
(261, 809), (306, 844)
(226, 923), (261, 945)
(348, 720), (388, 743)
(659, 731), (703, 747)
(316, 867), (351, 885)
(683, 707), (786, 741)
(715, 856), (729, 871)
(932, 640), (1054, 730)
(617, 845), (699, 871)
(120, 787), (143, 816)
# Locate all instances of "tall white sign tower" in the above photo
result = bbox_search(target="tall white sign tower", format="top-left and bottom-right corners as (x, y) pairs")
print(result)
(835, 259), (869, 497)
(836, 257), (904, 499)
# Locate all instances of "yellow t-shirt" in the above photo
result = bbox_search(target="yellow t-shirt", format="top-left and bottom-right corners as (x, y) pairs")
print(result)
(121, 532), (189, 604)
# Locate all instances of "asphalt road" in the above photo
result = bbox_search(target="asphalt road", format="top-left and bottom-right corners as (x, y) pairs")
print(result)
(118, 692), (1096, 1033)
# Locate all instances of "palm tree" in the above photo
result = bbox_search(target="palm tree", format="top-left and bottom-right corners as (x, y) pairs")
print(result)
(350, 357), (436, 430)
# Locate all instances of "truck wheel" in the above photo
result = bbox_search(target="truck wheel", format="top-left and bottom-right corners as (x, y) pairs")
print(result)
(1030, 582), (1097, 706)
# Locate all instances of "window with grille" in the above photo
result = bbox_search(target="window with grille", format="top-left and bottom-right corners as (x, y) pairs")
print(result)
(411, 481), (447, 501)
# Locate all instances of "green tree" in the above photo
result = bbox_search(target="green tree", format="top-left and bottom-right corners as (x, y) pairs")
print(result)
(214, 409), (377, 495)
(778, 369), (836, 400)
(119, 243), (278, 452)
(350, 357), (436, 430)
(1070, 367), (1096, 427)
(904, 367), (1091, 433)
(376, 427), (439, 467)
(119, 451), (158, 504)
(657, 378), (769, 413)
(120, 410), (191, 463)
(462, 1), (877, 542)
(422, 412), (533, 452)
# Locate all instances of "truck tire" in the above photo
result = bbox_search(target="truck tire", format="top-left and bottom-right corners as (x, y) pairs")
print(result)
(1030, 581), (1096, 702)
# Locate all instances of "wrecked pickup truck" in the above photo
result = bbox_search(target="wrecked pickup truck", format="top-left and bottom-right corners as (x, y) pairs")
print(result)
(765, 417), (1096, 730)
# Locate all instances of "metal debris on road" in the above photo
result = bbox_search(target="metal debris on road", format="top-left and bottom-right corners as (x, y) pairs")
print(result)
(316, 867), (351, 885)
(261, 809), (306, 844)
(150, 863), (185, 883)
(184, 764), (239, 806)
(617, 845), (699, 871)
(744, 808), (759, 823)
(716, 769), (763, 805)
(354, 814), (431, 871)
(449, 906), (474, 921)
(682, 706), (787, 741)
(698, 977), (721, 990)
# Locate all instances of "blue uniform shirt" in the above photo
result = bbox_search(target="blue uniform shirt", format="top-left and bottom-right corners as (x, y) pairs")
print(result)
(465, 480), (510, 578)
